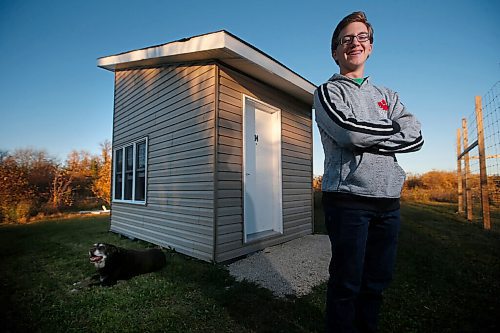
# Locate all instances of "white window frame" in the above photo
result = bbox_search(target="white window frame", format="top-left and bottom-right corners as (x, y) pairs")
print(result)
(112, 137), (148, 205)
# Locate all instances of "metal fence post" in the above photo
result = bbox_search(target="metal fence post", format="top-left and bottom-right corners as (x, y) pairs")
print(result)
(475, 96), (491, 230)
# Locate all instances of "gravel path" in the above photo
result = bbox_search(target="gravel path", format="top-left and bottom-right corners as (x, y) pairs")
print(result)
(227, 234), (331, 297)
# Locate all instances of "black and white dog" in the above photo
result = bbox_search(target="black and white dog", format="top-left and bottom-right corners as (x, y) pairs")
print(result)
(85, 243), (166, 286)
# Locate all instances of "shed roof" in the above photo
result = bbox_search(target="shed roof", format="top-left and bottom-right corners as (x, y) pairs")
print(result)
(97, 30), (316, 104)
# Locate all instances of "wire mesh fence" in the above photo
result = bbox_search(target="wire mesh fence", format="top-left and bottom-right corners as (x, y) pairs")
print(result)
(457, 81), (500, 229)
(483, 82), (500, 210)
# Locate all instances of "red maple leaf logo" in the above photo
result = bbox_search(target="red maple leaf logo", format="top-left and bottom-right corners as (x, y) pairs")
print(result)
(378, 99), (389, 111)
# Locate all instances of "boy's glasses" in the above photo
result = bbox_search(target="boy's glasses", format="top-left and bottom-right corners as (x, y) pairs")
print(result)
(339, 32), (370, 45)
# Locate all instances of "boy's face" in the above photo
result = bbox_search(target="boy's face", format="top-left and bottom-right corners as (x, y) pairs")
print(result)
(333, 21), (373, 76)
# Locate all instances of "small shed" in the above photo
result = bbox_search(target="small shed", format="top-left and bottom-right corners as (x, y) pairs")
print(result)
(97, 30), (315, 262)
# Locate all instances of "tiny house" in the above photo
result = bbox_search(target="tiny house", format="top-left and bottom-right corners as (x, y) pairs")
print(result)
(97, 30), (315, 262)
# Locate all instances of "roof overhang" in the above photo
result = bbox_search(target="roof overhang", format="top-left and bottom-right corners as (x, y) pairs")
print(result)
(97, 30), (316, 105)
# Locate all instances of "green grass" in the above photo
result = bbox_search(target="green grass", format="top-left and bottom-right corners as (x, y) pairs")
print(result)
(1, 200), (499, 332)
(383, 201), (500, 332)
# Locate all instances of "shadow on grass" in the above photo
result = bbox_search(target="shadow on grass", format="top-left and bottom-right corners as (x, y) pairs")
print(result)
(1, 200), (499, 332)
(380, 201), (500, 333)
(160, 253), (325, 333)
(0, 215), (326, 333)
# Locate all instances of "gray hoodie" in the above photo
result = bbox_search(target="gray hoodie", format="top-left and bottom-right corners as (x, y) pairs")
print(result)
(314, 74), (423, 198)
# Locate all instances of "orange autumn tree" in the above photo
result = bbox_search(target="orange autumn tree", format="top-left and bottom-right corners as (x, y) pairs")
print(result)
(403, 170), (457, 202)
(92, 140), (112, 206)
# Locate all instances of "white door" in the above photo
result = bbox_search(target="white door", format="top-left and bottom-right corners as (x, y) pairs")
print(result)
(243, 96), (282, 242)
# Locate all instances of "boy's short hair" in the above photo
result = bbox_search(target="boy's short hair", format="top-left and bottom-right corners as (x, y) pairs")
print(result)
(331, 11), (374, 61)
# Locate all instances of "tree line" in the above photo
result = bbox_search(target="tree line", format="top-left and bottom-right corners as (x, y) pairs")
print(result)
(313, 170), (459, 203)
(1, 145), (475, 224)
(0, 141), (111, 223)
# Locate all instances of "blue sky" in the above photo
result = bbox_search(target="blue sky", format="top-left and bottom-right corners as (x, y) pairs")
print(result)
(1, 0), (499, 175)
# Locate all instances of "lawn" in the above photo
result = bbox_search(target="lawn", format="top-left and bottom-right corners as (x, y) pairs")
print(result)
(1, 199), (499, 332)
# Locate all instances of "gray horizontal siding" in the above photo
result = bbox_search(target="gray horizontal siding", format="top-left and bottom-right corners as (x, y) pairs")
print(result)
(114, 70), (215, 145)
(111, 64), (216, 262)
(114, 65), (208, 123)
(214, 63), (313, 262)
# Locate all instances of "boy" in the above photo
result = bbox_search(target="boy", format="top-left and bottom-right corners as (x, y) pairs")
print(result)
(314, 11), (423, 333)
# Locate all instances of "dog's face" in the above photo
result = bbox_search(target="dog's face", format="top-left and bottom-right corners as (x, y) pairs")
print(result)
(89, 243), (118, 269)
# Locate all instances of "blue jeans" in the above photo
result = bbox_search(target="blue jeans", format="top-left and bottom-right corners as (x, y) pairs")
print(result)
(324, 205), (400, 333)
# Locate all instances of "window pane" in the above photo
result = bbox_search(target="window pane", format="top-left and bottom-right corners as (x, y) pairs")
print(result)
(125, 146), (133, 171)
(124, 171), (133, 200)
(135, 141), (146, 201)
(116, 149), (123, 172)
(137, 141), (146, 170)
(115, 173), (123, 199)
(135, 170), (145, 201)
(114, 149), (123, 200)
(124, 145), (133, 200)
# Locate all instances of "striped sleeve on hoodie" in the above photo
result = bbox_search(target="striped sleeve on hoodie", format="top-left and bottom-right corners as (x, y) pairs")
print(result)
(314, 82), (400, 150)
(371, 90), (424, 154)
